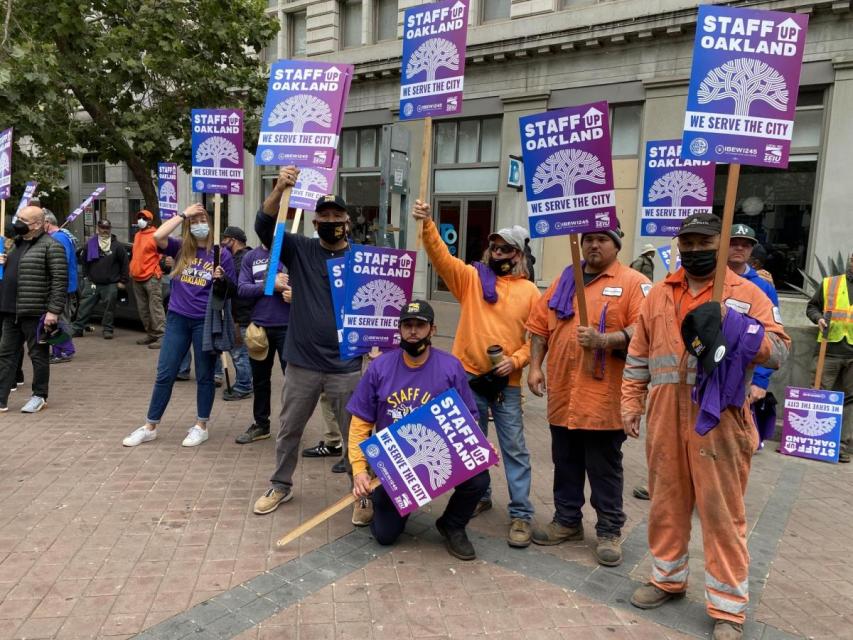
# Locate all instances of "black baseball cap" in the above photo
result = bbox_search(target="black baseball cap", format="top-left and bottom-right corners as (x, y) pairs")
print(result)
(681, 301), (728, 373)
(399, 300), (435, 325)
(222, 226), (247, 243)
(315, 194), (348, 214)
(730, 223), (757, 245)
(677, 213), (722, 237)
(97, 219), (112, 229)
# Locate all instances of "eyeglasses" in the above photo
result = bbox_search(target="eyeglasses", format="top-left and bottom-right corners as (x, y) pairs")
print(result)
(489, 243), (516, 256)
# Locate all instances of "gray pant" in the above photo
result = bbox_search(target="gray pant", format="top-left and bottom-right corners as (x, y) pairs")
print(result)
(816, 354), (853, 453)
(131, 277), (165, 339)
(270, 364), (361, 491)
(73, 282), (118, 334)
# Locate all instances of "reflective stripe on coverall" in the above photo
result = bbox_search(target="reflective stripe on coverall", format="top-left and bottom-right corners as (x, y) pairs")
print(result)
(622, 267), (790, 623)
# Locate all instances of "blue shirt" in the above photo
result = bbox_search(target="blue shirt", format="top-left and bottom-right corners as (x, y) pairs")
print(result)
(50, 230), (78, 293)
(738, 265), (779, 389)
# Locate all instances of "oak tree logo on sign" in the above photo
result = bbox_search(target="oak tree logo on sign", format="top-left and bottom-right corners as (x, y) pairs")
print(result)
(532, 149), (605, 197)
(269, 95), (333, 132)
(648, 170), (708, 208)
(697, 58), (788, 116)
(296, 168), (329, 194)
(788, 409), (836, 437)
(352, 280), (406, 315)
(159, 182), (176, 202)
(406, 38), (460, 81)
(398, 423), (452, 490)
(195, 136), (239, 168)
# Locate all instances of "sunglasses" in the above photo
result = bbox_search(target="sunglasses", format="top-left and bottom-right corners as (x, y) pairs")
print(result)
(489, 243), (516, 256)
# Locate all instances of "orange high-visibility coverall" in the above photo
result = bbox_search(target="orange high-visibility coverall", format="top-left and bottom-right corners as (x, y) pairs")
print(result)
(622, 268), (790, 624)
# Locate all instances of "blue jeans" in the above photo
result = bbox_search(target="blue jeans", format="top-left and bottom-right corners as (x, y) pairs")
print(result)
(229, 326), (252, 393)
(147, 312), (216, 424)
(470, 382), (534, 521)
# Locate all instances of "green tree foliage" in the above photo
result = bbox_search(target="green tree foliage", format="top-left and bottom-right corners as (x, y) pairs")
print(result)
(0, 0), (278, 216)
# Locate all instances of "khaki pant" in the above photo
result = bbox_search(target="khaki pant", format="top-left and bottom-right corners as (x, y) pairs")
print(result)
(815, 354), (853, 453)
(131, 277), (165, 339)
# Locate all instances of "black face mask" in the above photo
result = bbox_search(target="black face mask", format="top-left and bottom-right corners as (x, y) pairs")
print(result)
(12, 220), (30, 237)
(401, 336), (431, 357)
(489, 257), (514, 276)
(316, 221), (346, 244)
(681, 249), (717, 277)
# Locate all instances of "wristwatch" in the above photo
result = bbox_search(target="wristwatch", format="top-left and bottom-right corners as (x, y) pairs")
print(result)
(178, 212), (187, 220)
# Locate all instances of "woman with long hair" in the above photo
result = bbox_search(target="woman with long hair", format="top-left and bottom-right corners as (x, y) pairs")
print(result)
(122, 203), (236, 448)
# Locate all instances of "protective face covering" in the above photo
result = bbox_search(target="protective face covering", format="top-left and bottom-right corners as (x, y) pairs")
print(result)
(401, 336), (431, 357)
(316, 221), (346, 244)
(137, 219), (148, 229)
(98, 235), (111, 252)
(489, 257), (514, 276)
(12, 220), (30, 237)
(681, 249), (717, 277)
(190, 223), (209, 239)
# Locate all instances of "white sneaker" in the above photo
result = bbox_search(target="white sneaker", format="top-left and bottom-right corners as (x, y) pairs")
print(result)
(20, 396), (46, 413)
(182, 425), (208, 447)
(123, 426), (157, 447)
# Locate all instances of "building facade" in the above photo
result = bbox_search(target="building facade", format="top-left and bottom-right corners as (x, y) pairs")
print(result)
(64, 0), (853, 302)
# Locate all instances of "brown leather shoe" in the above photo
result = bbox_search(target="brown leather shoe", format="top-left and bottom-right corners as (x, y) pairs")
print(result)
(713, 620), (743, 640)
(352, 498), (374, 527)
(630, 583), (686, 609)
(531, 520), (583, 546)
(507, 518), (532, 548)
(594, 536), (622, 567)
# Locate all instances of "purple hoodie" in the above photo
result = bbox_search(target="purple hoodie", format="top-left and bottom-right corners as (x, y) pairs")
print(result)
(238, 246), (289, 327)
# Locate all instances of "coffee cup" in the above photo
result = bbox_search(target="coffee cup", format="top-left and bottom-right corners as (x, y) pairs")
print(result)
(487, 345), (504, 367)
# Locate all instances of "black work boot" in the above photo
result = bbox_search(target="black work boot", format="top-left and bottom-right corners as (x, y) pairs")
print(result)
(436, 517), (476, 561)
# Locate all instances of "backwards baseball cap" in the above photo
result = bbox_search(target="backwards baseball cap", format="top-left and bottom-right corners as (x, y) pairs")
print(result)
(399, 300), (435, 325)
(730, 223), (757, 245)
(223, 226), (247, 243)
(97, 219), (112, 229)
(136, 209), (154, 221)
(582, 217), (624, 249)
(681, 301), (728, 373)
(488, 227), (526, 251)
(315, 194), (348, 214)
(677, 213), (721, 237)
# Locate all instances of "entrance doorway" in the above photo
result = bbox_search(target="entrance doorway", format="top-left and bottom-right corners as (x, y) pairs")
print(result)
(430, 197), (495, 300)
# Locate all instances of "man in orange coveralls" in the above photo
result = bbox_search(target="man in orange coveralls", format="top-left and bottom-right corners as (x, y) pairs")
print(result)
(526, 223), (650, 567)
(622, 213), (790, 640)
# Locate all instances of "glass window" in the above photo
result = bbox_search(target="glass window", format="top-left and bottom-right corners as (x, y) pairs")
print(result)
(81, 154), (106, 184)
(457, 120), (480, 164)
(713, 161), (817, 292)
(375, 0), (397, 41)
(481, 0), (510, 22)
(359, 128), (377, 167)
(340, 174), (381, 244)
(611, 104), (642, 156)
(435, 122), (457, 165)
(434, 168), (500, 193)
(480, 117), (502, 162)
(290, 11), (307, 57)
(341, 0), (362, 48)
(341, 130), (358, 168)
(792, 108), (823, 149)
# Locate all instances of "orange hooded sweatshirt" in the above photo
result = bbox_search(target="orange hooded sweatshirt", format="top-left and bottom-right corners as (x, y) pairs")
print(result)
(129, 226), (162, 281)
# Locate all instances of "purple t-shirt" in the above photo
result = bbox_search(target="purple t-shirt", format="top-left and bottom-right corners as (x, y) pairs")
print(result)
(238, 246), (290, 327)
(162, 237), (235, 319)
(347, 347), (479, 432)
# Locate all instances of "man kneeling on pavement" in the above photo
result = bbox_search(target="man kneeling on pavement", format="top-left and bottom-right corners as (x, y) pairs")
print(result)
(348, 300), (490, 560)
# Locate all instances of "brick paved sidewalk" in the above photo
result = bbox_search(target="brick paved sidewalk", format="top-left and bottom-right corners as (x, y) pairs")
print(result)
(0, 328), (851, 639)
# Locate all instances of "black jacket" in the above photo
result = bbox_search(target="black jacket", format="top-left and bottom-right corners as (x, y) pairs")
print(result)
(77, 236), (129, 285)
(8, 232), (68, 318)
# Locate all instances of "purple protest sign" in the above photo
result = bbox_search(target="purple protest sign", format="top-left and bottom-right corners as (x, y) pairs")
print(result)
(399, 0), (469, 120)
(780, 386), (844, 464)
(342, 245), (415, 351)
(289, 158), (339, 211)
(682, 6), (808, 168)
(519, 102), (616, 239)
(328, 255), (367, 360)
(14, 181), (38, 219)
(66, 186), (106, 224)
(191, 109), (244, 195)
(256, 61), (353, 168)
(641, 140), (715, 237)
(157, 163), (179, 220)
(359, 389), (497, 516)
(0, 127), (12, 200)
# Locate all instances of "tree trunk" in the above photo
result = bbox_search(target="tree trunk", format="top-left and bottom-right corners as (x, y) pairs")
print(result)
(125, 154), (159, 220)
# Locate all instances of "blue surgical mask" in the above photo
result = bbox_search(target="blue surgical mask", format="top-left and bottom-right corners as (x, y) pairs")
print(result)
(190, 223), (209, 239)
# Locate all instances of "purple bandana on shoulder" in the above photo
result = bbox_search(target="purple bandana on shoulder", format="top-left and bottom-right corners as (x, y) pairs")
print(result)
(472, 262), (498, 304)
(548, 262), (586, 320)
(86, 236), (101, 262)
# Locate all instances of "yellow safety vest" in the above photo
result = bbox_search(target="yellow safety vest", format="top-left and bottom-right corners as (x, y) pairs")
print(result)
(818, 275), (853, 344)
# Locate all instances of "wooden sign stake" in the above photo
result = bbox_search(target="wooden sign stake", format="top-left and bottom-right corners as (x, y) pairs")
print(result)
(276, 478), (381, 548)
(668, 237), (679, 275)
(569, 234), (588, 326)
(292, 207), (303, 235)
(212, 194), (232, 393)
(712, 163), (741, 302)
(0, 199), (5, 280)
(814, 313), (831, 389)
(416, 116), (432, 249)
